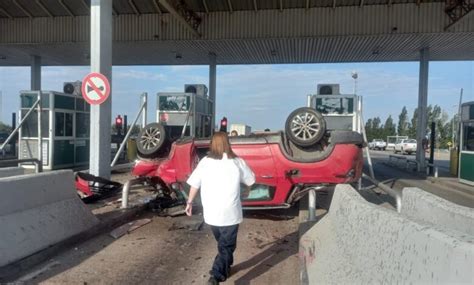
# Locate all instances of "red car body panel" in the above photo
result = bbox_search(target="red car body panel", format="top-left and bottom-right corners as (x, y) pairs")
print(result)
(132, 135), (363, 207)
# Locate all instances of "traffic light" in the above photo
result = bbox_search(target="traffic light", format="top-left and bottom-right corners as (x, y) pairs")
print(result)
(115, 115), (123, 135)
(220, 117), (228, 132)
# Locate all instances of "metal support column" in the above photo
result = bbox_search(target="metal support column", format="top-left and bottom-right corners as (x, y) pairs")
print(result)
(31, 55), (41, 90)
(416, 48), (429, 171)
(308, 189), (316, 221)
(209, 53), (217, 133)
(90, 0), (113, 178)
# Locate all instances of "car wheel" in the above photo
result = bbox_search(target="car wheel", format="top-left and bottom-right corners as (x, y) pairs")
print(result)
(137, 122), (167, 158)
(285, 107), (326, 147)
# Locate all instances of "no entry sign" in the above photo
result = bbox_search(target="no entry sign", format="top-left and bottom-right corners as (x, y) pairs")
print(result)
(81, 72), (111, 105)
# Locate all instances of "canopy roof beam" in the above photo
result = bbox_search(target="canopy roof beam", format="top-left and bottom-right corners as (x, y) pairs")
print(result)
(152, 0), (162, 14)
(13, 0), (32, 18)
(81, 0), (90, 11)
(128, 0), (140, 16)
(36, 0), (54, 18)
(227, 0), (233, 13)
(59, 0), (75, 17)
(0, 7), (13, 19)
(445, 0), (474, 31)
(202, 0), (209, 14)
(158, 0), (201, 37)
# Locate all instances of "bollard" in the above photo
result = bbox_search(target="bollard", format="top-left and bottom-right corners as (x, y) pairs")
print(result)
(308, 189), (316, 221)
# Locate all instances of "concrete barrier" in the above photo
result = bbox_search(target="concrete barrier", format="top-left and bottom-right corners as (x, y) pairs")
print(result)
(300, 184), (474, 284)
(0, 170), (99, 267)
(0, 167), (25, 178)
(401, 187), (474, 236)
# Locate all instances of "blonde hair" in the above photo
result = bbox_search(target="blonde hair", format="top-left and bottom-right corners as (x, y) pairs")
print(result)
(208, 132), (237, 159)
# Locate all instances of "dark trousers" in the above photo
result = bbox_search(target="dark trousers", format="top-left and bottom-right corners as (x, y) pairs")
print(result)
(210, 224), (239, 281)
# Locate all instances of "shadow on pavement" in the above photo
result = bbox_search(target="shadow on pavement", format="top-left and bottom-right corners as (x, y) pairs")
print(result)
(232, 231), (299, 285)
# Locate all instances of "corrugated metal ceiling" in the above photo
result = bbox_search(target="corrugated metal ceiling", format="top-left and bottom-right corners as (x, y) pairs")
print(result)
(1, 33), (473, 66)
(0, 0), (447, 18)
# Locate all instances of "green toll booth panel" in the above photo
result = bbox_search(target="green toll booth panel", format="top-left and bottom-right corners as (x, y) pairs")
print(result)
(459, 101), (474, 186)
(19, 91), (90, 170)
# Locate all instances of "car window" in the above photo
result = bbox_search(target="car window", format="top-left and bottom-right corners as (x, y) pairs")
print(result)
(406, 139), (416, 143)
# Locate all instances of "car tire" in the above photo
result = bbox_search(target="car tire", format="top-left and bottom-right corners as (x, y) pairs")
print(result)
(285, 107), (326, 147)
(137, 122), (167, 158)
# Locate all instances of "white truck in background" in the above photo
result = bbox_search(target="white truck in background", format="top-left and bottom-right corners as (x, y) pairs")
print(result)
(230, 124), (251, 136)
(368, 139), (387, 150)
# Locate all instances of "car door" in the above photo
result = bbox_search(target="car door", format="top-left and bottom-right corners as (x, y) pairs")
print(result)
(231, 143), (278, 206)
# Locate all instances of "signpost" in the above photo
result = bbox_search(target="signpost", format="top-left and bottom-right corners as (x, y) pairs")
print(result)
(81, 72), (111, 105)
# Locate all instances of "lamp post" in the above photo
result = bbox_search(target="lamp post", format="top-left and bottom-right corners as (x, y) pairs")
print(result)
(351, 71), (358, 95)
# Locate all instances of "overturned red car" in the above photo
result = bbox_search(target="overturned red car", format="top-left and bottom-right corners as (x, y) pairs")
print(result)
(130, 107), (364, 209)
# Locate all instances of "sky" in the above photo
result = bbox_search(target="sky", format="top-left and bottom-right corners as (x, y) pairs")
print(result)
(0, 61), (472, 131)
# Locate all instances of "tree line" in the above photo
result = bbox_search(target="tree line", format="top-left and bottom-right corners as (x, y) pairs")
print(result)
(365, 105), (457, 149)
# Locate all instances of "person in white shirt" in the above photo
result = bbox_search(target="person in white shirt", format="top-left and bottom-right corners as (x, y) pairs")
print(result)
(186, 132), (255, 285)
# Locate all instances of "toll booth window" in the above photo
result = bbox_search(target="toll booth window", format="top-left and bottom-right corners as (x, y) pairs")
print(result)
(55, 95), (75, 110)
(315, 98), (354, 114)
(20, 110), (49, 138)
(76, 113), (90, 138)
(21, 93), (50, 109)
(462, 123), (474, 151)
(55, 112), (74, 137)
(159, 96), (190, 111)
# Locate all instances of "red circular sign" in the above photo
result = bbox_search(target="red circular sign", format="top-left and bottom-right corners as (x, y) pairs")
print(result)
(81, 72), (111, 105)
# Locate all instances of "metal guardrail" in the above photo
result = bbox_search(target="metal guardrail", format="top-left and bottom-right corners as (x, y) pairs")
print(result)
(362, 173), (402, 213)
(389, 154), (438, 177)
(0, 158), (43, 173)
(388, 154), (420, 171)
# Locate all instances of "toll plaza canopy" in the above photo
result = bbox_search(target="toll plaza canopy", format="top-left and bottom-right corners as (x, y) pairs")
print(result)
(0, 0), (473, 66)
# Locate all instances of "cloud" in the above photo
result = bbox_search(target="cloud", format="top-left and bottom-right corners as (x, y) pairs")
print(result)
(114, 69), (166, 81)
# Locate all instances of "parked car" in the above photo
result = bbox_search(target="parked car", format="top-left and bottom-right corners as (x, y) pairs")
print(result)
(130, 107), (364, 209)
(368, 139), (386, 150)
(394, 139), (417, 155)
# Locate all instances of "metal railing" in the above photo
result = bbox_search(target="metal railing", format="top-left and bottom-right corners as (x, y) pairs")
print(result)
(0, 92), (43, 168)
(0, 158), (43, 173)
(362, 173), (402, 213)
(111, 93), (147, 167)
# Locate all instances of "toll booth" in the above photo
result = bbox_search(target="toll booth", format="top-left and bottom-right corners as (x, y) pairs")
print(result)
(19, 91), (90, 170)
(156, 84), (213, 139)
(307, 84), (361, 132)
(459, 101), (474, 185)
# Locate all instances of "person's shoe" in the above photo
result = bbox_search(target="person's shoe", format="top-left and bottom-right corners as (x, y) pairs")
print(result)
(207, 276), (220, 285)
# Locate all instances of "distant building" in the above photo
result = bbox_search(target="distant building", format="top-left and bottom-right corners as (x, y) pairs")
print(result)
(230, 124), (251, 136)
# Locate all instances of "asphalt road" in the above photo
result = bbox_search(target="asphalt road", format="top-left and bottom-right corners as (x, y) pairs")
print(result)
(13, 208), (300, 285)
(363, 149), (474, 208)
